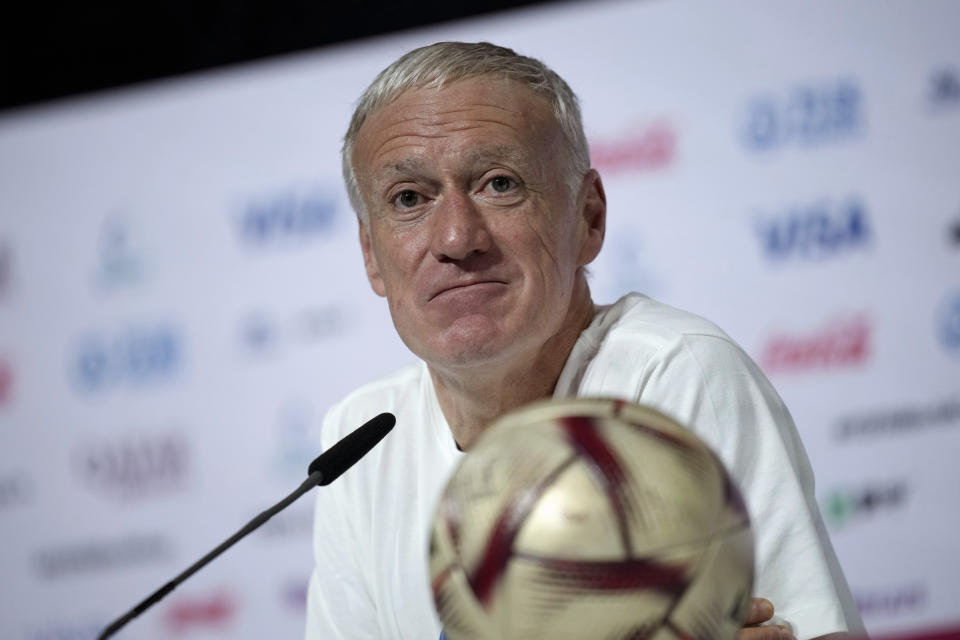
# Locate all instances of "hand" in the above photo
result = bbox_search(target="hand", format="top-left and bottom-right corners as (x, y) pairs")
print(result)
(737, 598), (795, 640)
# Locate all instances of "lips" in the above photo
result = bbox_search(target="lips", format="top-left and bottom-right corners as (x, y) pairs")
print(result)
(427, 279), (507, 302)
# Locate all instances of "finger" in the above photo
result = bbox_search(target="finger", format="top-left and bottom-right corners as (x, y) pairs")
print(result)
(743, 597), (774, 625)
(737, 625), (795, 640)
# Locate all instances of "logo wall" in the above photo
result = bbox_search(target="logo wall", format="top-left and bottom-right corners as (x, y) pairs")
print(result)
(3, 2), (960, 637)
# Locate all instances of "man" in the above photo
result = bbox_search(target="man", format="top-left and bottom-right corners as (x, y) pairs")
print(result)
(306, 42), (862, 640)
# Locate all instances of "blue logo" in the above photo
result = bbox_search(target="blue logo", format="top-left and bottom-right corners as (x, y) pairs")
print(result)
(937, 291), (960, 355)
(236, 185), (338, 247)
(71, 325), (182, 392)
(929, 67), (960, 108)
(742, 79), (863, 151)
(755, 197), (870, 261)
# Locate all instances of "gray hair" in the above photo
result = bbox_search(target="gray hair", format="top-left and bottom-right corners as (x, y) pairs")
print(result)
(342, 41), (591, 223)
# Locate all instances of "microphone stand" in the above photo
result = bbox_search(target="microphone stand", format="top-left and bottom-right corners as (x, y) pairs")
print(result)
(97, 470), (323, 639)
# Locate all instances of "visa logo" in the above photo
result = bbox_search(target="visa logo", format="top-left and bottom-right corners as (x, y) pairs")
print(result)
(237, 187), (338, 246)
(755, 198), (870, 261)
(72, 326), (181, 392)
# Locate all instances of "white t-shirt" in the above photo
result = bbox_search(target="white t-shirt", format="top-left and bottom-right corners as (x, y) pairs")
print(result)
(305, 293), (863, 640)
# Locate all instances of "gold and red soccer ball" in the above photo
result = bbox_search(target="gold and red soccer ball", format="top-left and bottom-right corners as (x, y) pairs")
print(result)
(429, 398), (754, 640)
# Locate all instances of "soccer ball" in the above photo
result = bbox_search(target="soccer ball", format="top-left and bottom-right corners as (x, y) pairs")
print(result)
(428, 398), (754, 640)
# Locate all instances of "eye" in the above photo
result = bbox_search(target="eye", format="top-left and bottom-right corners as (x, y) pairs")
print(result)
(393, 190), (422, 208)
(487, 175), (516, 193)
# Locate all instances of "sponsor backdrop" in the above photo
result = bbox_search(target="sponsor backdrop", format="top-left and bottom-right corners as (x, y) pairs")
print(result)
(1, 0), (958, 637)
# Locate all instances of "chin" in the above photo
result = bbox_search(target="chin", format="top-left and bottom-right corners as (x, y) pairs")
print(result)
(415, 321), (520, 369)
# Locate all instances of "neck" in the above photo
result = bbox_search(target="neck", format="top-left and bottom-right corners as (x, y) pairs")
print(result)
(428, 279), (596, 450)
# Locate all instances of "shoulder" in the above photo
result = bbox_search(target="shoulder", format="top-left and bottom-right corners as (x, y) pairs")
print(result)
(593, 293), (737, 351)
(571, 294), (790, 443)
(567, 293), (752, 395)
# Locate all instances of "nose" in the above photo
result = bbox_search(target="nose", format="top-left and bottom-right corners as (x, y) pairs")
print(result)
(429, 191), (492, 263)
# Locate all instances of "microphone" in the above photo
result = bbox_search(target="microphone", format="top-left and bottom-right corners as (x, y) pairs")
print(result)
(309, 411), (395, 484)
(97, 412), (396, 640)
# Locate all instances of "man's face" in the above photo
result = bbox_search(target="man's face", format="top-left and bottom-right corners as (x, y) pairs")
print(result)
(351, 76), (604, 370)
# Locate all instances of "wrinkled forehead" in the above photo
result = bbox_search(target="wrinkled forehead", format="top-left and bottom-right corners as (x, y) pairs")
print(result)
(360, 76), (559, 140)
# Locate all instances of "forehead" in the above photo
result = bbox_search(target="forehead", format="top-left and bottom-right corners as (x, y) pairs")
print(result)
(353, 77), (562, 172)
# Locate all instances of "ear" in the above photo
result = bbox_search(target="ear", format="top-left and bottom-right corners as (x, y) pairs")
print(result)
(576, 169), (607, 267)
(358, 222), (387, 297)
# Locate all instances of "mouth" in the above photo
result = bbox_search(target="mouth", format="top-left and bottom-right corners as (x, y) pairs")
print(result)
(428, 280), (508, 302)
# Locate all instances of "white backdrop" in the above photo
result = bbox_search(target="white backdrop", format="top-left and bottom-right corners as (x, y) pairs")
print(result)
(1, 1), (958, 638)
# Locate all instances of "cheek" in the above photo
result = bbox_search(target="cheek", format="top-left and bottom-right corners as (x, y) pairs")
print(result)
(517, 211), (578, 276)
(371, 231), (427, 297)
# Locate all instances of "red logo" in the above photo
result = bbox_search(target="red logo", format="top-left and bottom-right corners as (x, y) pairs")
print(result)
(589, 122), (675, 174)
(0, 358), (11, 405)
(760, 315), (871, 373)
(165, 590), (236, 633)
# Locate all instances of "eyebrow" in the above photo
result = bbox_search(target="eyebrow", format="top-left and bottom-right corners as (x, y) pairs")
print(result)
(376, 145), (531, 178)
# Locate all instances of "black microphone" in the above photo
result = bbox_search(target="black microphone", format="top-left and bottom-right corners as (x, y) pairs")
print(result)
(309, 411), (395, 484)
(97, 412), (396, 640)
